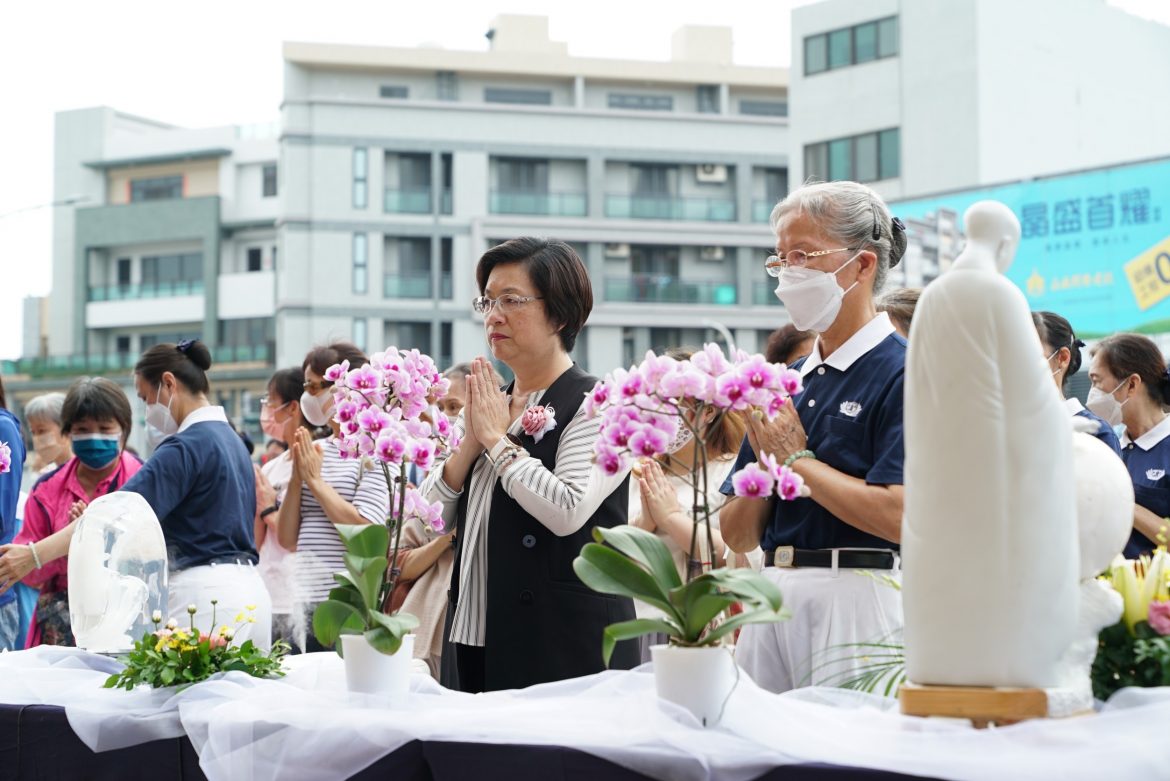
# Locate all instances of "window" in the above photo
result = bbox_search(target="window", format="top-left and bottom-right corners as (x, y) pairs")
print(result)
(497, 157), (549, 193)
(353, 233), (368, 294)
(262, 164), (277, 198)
(440, 322), (453, 370)
(632, 164), (675, 196)
(379, 85), (408, 99)
(608, 93), (673, 111)
(436, 71), (457, 101)
(399, 153), (431, 189)
(764, 168), (788, 202)
(219, 317), (274, 348)
(385, 321), (432, 354)
(697, 85), (720, 114)
(740, 100), (787, 117)
(440, 237), (453, 299)
(879, 129), (901, 180)
(116, 257), (131, 286)
(353, 318), (368, 351)
(484, 87), (552, 105)
(353, 148), (368, 209)
(140, 253), (202, 286)
(246, 247), (263, 272)
(130, 175), (183, 202)
(115, 335), (131, 354)
(804, 16), (898, 76)
(804, 128), (900, 183)
(805, 34), (828, 75)
(631, 245), (680, 277)
(854, 22), (878, 64)
(272, 245), (278, 270)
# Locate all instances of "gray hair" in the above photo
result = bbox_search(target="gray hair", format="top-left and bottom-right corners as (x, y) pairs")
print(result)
(24, 392), (65, 427)
(442, 361), (503, 387)
(770, 180), (907, 294)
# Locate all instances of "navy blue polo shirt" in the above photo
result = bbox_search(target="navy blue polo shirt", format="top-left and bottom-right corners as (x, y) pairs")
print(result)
(1120, 415), (1170, 559)
(120, 408), (257, 570)
(721, 313), (906, 552)
(1066, 398), (1122, 456)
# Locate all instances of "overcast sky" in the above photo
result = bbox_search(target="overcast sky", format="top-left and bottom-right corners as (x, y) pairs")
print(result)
(1, 0), (1167, 360)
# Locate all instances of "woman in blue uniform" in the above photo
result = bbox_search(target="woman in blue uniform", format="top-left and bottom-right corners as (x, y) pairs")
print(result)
(1032, 311), (1121, 455)
(0, 341), (271, 645)
(1088, 333), (1170, 558)
(720, 180), (906, 694)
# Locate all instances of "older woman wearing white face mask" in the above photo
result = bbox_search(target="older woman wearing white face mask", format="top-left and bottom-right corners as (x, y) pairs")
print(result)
(720, 180), (909, 694)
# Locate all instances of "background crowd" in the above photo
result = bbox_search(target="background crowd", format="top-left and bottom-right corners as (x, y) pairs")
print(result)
(0, 180), (1161, 696)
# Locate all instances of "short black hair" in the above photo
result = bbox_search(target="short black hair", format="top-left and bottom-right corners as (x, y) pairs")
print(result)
(135, 340), (212, 394)
(1032, 311), (1083, 390)
(267, 367), (305, 406)
(61, 377), (133, 445)
(303, 342), (368, 386)
(475, 237), (592, 353)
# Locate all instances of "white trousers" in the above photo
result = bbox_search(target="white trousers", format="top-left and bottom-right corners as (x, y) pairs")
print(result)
(736, 565), (903, 694)
(168, 562), (273, 650)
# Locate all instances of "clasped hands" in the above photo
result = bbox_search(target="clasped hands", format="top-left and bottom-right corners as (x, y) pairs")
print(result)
(462, 356), (512, 454)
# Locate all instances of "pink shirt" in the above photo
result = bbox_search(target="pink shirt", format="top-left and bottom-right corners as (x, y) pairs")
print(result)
(15, 452), (142, 592)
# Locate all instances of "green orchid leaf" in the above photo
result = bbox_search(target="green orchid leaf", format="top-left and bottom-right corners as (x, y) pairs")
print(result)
(364, 625), (404, 655)
(683, 593), (739, 642)
(702, 604), (791, 644)
(704, 567), (784, 611)
(591, 526), (682, 593)
(337, 523), (390, 558)
(312, 599), (365, 647)
(573, 543), (680, 621)
(600, 618), (679, 667)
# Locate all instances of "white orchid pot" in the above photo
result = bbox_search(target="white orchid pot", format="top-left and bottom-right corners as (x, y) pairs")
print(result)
(650, 643), (738, 727)
(341, 633), (414, 701)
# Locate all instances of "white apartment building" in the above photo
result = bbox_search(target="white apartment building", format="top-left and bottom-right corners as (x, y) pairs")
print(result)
(277, 15), (791, 375)
(8, 108), (279, 449)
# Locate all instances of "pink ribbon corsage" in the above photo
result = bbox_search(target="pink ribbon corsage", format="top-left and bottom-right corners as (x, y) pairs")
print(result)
(520, 404), (557, 443)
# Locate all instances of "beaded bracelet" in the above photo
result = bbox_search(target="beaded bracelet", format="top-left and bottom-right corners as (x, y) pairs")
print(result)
(783, 449), (817, 468)
(28, 542), (42, 569)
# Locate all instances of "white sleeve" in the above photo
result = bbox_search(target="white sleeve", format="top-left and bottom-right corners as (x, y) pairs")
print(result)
(497, 405), (629, 536)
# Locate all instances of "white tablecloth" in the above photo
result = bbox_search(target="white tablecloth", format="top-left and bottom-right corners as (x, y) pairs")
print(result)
(0, 646), (1167, 781)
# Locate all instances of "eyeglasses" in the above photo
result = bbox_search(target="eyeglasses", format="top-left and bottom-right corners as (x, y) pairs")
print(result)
(765, 247), (858, 277)
(302, 379), (329, 394)
(260, 397), (290, 409)
(472, 294), (543, 315)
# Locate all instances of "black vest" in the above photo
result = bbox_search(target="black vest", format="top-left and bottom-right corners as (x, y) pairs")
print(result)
(441, 364), (639, 691)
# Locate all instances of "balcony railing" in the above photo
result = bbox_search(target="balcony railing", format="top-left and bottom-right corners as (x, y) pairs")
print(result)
(753, 199), (777, 223)
(490, 190), (587, 217)
(753, 280), (782, 306)
(605, 275), (738, 305)
(384, 188), (433, 214)
(1, 344), (271, 378)
(384, 273), (433, 299)
(605, 194), (736, 222)
(88, 280), (205, 302)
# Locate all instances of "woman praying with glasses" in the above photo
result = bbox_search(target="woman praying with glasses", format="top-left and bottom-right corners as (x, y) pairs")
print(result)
(719, 180), (909, 694)
(275, 342), (391, 652)
(421, 237), (639, 693)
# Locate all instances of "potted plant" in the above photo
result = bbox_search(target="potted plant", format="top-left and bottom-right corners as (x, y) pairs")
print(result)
(310, 348), (456, 697)
(574, 344), (806, 726)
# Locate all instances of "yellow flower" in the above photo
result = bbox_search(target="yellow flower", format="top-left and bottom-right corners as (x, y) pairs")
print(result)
(235, 613), (245, 623)
(247, 616), (256, 624)
(245, 604), (257, 611)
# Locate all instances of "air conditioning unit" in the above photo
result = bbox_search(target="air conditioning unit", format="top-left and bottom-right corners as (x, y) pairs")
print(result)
(699, 246), (726, 261)
(696, 164), (728, 184)
(605, 243), (631, 258)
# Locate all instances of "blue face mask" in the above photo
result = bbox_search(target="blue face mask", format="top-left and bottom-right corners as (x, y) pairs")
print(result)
(72, 433), (122, 470)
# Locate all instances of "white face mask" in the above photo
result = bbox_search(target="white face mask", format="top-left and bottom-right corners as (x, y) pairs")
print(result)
(1085, 378), (1130, 427)
(666, 422), (694, 454)
(33, 432), (64, 461)
(1045, 348), (1062, 380)
(300, 388), (333, 427)
(145, 385), (179, 446)
(773, 252), (861, 333)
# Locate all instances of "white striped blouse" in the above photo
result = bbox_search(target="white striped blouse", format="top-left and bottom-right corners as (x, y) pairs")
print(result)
(421, 388), (628, 647)
(295, 438), (392, 604)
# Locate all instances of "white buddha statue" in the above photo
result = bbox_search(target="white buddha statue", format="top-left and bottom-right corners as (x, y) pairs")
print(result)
(902, 200), (1079, 688)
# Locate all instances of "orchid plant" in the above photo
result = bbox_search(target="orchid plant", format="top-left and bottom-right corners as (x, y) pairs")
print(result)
(573, 343), (807, 661)
(0, 442), (10, 474)
(311, 348), (459, 656)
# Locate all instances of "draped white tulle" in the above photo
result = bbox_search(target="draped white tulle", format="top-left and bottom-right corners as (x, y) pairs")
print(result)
(1, 646), (1168, 781)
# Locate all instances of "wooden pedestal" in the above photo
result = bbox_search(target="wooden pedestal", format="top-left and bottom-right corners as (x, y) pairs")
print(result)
(898, 683), (1048, 728)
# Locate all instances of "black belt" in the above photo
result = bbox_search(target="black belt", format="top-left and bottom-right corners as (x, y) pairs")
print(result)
(763, 547), (896, 570)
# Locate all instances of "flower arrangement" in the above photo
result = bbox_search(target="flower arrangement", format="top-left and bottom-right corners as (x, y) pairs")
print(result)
(0, 441), (10, 474)
(103, 602), (289, 690)
(1092, 548), (1170, 700)
(574, 343), (806, 660)
(310, 347), (458, 655)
